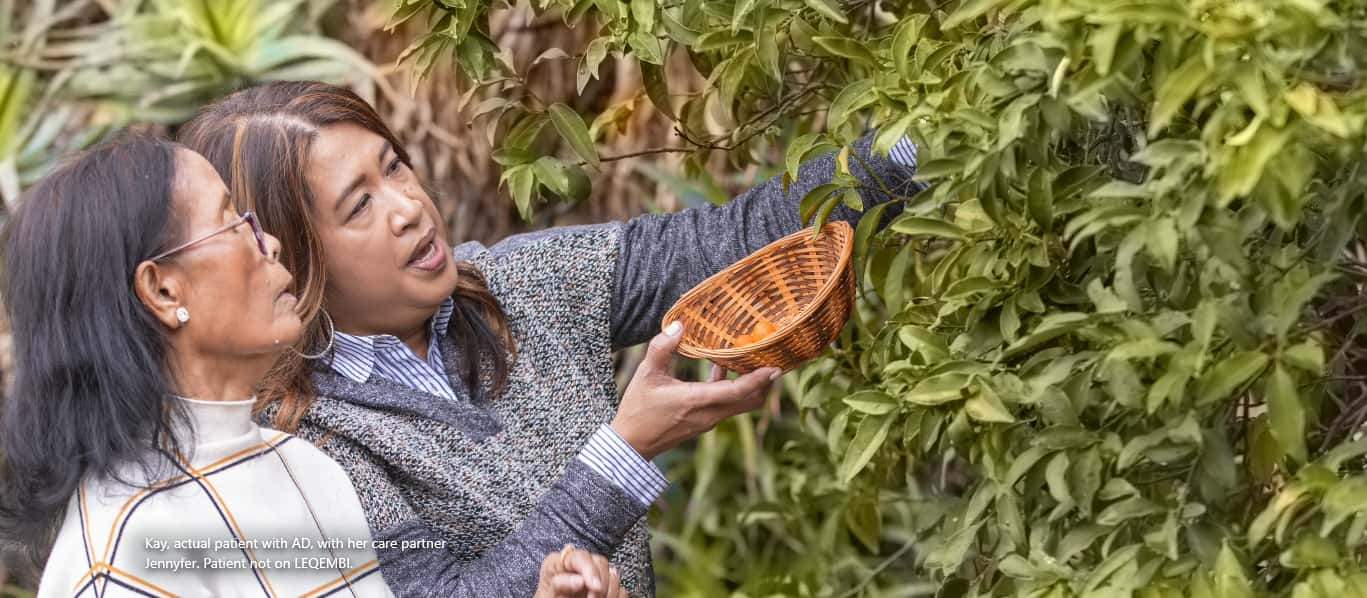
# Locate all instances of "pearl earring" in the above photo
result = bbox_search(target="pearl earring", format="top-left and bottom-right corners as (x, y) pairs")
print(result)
(175, 307), (190, 324)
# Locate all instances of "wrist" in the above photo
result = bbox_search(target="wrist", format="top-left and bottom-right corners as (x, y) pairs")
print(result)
(609, 419), (658, 460)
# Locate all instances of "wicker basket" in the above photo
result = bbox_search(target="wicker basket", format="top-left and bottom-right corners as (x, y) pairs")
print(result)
(661, 220), (855, 374)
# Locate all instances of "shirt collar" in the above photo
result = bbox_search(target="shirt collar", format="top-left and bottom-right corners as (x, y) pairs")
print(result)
(330, 297), (456, 384)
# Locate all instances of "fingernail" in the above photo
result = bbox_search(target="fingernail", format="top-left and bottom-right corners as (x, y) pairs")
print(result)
(665, 321), (682, 336)
(768, 368), (782, 381)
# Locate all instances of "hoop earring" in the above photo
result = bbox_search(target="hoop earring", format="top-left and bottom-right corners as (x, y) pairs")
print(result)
(292, 310), (335, 360)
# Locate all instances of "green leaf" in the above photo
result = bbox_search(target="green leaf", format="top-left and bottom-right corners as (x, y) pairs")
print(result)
(802, 0), (848, 24)
(1045, 452), (1074, 515)
(965, 385), (1014, 423)
(1321, 478), (1367, 537)
(1107, 339), (1180, 362)
(905, 372), (971, 405)
(872, 114), (914, 159)
(1266, 365), (1308, 463)
(1280, 535), (1339, 569)
(853, 202), (891, 275)
(1282, 338), (1325, 375)
(1193, 300), (1218, 366)
(530, 156), (569, 196)
(798, 183), (840, 225)
(1234, 63), (1269, 117)
(1089, 24), (1122, 76)
(1027, 167), (1054, 229)
(813, 36), (877, 66)
(504, 112), (549, 148)
(840, 189), (862, 211)
(838, 414), (893, 484)
(1148, 54), (1210, 138)
(843, 390), (899, 415)
(757, 21), (782, 80)
(1083, 544), (1143, 593)
(660, 8), (700, 44)
(641, 62), (675, 119)
(1058, 524), (1111, 562)
(942, 0), (1009, 29)
(810, 187), (841, 233)
(695, 29), (754, 51)
(892, 15), (926, 80)
(826, 79), (876, 132)
(577, 37), (609, 93)
(1196, 352), (1270, 405)
(1004, 445), (1049, 487)
(785, 132), (835, 180)
(548, 103), (599, 169)
(1217, 124), (1290, 204)
(1146, 217), (1179, 271)
(997, 555), (1039, 579)
(1285, 82), (1352, 138)
(627, 31), (664, 64)
(1004, 313), (1090, 358)
(844, 497), (881, 552)
(889, 215), (965, 240)
(912, 157), (965, 180)
(1212, 543), (1253, 596)
(632, 0), (656, 29)
(898, 326), (951, 361)
(491, 146), (537, 166)
(1096, 496), (1163, 526)
(505, 164), (536, 221)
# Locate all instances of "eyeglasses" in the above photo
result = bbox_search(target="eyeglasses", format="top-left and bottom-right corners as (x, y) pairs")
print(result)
(149, 211), (268, 262)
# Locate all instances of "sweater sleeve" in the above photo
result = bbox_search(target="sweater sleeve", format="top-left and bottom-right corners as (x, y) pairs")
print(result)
(607, 133), (926, 350)
(322, 436), (648, 598)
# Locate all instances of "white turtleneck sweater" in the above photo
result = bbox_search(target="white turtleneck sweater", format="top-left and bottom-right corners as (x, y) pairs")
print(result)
(37, 397), (393, 597)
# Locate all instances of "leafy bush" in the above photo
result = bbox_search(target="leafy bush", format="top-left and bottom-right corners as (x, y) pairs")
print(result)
(0, 1), (373, 212)
(410, 0), (1367, 594)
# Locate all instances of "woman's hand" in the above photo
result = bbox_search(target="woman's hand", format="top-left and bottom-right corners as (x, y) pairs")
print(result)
(534, 545), (627, 598)
(611, 321), (780, 459)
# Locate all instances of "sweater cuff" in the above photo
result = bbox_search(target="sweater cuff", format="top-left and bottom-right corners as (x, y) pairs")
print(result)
(575, 424), (669, 507)
(889, 136), (919, 170)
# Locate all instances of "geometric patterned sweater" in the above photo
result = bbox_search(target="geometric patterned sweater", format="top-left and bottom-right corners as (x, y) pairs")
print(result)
(263, 134), (922, 597)
(38, 397), (392, 597)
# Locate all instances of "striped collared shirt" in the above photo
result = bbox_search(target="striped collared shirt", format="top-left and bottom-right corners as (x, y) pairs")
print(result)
(890, 136), (919, 170)
(330, 296), (668, 506)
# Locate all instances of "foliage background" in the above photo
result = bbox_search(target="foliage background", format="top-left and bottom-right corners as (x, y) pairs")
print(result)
(4, 0), (1367, 597)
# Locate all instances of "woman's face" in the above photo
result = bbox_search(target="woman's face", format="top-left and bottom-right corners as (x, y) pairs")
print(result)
(304, 122), (457, 335)
(169, 148), (302, 356)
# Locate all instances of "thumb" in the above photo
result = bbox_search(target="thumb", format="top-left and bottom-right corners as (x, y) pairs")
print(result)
(638, 320), (684, 377)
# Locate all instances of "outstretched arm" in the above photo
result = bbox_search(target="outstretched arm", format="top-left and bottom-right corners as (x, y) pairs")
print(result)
(609, 134), (926, 350)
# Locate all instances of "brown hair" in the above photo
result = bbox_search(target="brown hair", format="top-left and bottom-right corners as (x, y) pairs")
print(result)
(177, 81), (516, 432)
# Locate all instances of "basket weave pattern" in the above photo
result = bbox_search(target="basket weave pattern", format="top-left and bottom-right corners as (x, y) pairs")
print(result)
(661, 220), (855, 373)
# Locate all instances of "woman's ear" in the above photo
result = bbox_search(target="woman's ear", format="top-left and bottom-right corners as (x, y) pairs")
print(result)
(132, 260), (185, 330)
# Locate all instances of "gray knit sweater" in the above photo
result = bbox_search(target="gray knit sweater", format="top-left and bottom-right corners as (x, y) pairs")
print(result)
(259, 133), (923, 597)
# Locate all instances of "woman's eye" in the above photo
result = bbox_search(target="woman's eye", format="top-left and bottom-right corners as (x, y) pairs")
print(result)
(350, 194), (371, 218)
(386, 158), (401, 176)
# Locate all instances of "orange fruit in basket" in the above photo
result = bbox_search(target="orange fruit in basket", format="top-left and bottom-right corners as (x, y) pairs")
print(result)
(734, 333), (756, 347)
(751, 320), (776, 339)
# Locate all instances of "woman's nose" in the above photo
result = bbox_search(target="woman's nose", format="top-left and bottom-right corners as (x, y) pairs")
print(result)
(387, 186), (423, 233)
(263, 232), (283, 262)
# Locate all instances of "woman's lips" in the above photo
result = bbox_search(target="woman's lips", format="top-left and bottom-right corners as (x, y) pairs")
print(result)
(407, 239), (446, 272)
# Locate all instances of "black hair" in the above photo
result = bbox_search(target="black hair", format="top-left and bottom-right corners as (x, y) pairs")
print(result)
(0, 133), (190, 562)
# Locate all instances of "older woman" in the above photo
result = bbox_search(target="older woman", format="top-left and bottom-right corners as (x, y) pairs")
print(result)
(1, 136), (623, 598)
(178, 80), (923, 596)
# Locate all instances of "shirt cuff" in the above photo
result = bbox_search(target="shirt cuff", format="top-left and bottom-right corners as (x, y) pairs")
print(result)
(889, 136), (919, 169)
(575, 424), (669, 507)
